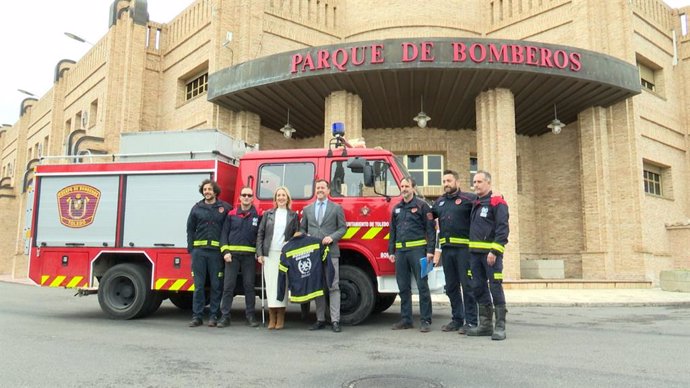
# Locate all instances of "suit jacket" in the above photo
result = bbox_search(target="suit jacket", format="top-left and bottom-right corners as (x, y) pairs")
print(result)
(256, 207), (299, 257)
(300, 200), (347, 258)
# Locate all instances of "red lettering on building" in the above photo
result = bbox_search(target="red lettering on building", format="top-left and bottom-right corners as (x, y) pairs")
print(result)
(290, 54), (303, 73)
(540, 47), (553, 68)
(510, 45), (524, 65)
(452, 42), (467, 62)
(371, 44), (384, 64)
(469, 43), (486, 63)
(553, 50), (568, 69)
(569, 52), (582, 71)
(317, 50), (330, 70)
(526, 46), (539, 66)
(289, 41), (583, 74)
(420, 42), (434, 62)
(488, 44), (508, 63)
(402, 42), (418, 62)
(351, 46), (367, 66)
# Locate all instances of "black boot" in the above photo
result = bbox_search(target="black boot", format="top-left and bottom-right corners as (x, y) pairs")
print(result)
(467, 304), (493, 336)
(491, 305), (507, 341)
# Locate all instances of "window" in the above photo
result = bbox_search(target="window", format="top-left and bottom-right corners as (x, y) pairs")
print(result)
(402, 154), (443, 186)
(643, 161), (672, 199)
(330, 159), (400, 197)
(636, 55), (663, 95)
(89, 100), (98, 129)
(643, 169), (661, 196)
(258, 162), (315, 200)
(186, 73), (208, 101)
(469, 156), (478, 187)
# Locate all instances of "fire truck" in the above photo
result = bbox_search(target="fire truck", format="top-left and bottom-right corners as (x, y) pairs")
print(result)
(27, 128), (434, 325)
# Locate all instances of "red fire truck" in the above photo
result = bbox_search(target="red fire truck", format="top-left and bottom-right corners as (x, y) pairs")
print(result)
(27, 129), (425, 325)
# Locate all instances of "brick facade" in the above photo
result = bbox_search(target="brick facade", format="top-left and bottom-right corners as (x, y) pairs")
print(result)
(2, 0), (690, 284)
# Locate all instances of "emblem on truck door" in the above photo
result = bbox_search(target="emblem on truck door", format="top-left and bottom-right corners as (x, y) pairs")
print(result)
(56, 184), (101, 228)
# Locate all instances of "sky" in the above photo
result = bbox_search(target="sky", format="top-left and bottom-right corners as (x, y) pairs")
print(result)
(1, 0), (689, 126)
(0, 0), (192, 126)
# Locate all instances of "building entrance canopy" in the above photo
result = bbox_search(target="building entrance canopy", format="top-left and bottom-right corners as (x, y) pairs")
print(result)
(208, 37), (640, 138)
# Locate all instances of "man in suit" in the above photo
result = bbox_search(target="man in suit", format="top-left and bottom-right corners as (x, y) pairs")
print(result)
(300, 179), (347, 333)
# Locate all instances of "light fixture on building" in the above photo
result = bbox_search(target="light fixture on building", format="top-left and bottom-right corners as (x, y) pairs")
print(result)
(280, 108), (296, 139)
(547, 104), (565, 135)
(17, 89), (35, 97)
(413, 95), (431, 128)
(64, 32), (94, 45)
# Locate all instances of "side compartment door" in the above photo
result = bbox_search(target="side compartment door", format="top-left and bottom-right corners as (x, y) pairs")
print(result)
(122, 173), (210, 248)
(35, 176), (119, 247)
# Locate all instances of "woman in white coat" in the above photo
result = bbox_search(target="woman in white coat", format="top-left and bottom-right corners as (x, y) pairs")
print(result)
(256, 186), (299, 329)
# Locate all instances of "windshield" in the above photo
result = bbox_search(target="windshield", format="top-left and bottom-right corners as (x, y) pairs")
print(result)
(393, 155), (410, 179)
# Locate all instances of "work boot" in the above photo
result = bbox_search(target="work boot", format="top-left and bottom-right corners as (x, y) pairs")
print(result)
(246, 315), (259, 327)
(441, 320), (462, 332)
(467, 304), (493, 336)
(267, 308), (277, 330)
(275, 307), (286, 330)
(217, 315), (231, 328)
(457, 323), (476, 335)
(491, 305), (508, 341)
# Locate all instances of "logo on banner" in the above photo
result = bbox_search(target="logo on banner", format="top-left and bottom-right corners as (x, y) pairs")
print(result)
(56, 184), (101, 228)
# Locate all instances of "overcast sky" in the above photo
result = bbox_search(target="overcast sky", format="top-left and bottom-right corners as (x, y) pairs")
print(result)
(1, 0), (689, 126)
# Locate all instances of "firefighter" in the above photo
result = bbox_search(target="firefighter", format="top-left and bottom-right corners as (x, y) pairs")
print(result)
(467, 170), (510, 341)
(388, 177), (436, 332)
(217, 186), (261, 328)
(186, 179), (232, 328)
(432, 169), (478, 334)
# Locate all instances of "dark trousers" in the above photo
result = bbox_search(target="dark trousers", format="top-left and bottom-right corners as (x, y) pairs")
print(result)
(470, 251), (506, 306)
(395, 247), (432, 324)
(220, 253), (256, 318)
(442, 246), (478, 325)
(191, 248), (224, 320)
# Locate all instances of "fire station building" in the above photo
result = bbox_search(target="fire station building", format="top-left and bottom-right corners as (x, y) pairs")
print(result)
(2, 0), (690, 284)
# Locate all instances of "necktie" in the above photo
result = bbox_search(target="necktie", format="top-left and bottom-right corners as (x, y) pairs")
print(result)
(317, 201), (325, 225)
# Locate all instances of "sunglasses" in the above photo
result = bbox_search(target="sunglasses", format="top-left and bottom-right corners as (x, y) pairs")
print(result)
(240, 193), (253, 198)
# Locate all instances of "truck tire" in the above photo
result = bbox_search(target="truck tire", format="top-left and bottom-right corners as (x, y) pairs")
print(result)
(168, 292), (193, 310)
(339, 265), (375, 325)
(140, 291), (165, 317)
(372, 293), (397, 314)
(98, 263), (153, 320)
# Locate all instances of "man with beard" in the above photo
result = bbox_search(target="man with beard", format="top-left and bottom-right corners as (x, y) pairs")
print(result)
(432, 170), (478, 334)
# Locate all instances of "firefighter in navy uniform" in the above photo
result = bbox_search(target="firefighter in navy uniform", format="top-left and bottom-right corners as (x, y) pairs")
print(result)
(186, 179), (232, 328)
(432, 169), (478, 334)
(388, 177), (436, 332)
(466, 170), (510, 341)
(218, 186), (261, 328)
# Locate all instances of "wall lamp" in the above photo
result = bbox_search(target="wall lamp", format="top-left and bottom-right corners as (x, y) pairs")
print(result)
(413, 95), (431, 128)
(280, 108), (296, 139)
(547, 104), (565, 135)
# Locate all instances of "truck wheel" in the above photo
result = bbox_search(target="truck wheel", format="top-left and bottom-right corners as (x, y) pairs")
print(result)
(98, 263), (152, 320)
(140, 291), (165, 317)
(372, 293), (397, 314)
(169, 292), (193, 310)
(339, 265), (375, 325)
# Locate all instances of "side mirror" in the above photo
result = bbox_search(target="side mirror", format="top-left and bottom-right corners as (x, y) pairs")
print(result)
(363, 163), (374, 187)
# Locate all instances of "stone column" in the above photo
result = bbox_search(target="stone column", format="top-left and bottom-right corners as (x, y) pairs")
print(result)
(475, 88), (520, 280)
(323, 91), (362, 147)
(578, 102), (644, 280)
(219, 109), (261, 146)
